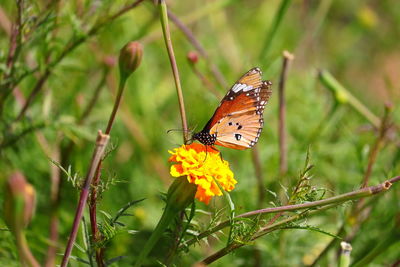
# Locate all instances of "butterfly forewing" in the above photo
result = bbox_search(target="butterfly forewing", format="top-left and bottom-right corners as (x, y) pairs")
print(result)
(210, 80), (272, 149)
(194, 67), (272, 149)
(203, 67), (263, 129)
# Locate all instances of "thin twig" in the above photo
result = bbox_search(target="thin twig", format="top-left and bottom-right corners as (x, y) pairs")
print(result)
(0, 0), (23, 110)
(182, 175), (399, 249)
(360, 104), (392, 188)
(90, 163), (104, 267)
(188, 61), (222, 99)
(5, 0), (22, 79)
(168, 10), (227, 88)
(251, 147), (265, 207)
(200, 173), (399, 265)
(61, 131), (110, 267)
(303, 107), (391, 266)
(78, 68), (108, 124)
(89, 66), (129, 266)
(44, 65), (109, 266)
(278, 51), (294, 176)
(199, 203), (336, 265)
(45, 135), (61, 267)
(159, 0), (188, 143)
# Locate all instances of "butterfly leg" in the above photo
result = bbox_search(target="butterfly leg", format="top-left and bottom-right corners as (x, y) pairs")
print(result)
(202, 145), (209, 163)
(210, 146), (224, 162)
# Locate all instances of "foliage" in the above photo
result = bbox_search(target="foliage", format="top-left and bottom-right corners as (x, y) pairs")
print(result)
(0, 0), (399, 266)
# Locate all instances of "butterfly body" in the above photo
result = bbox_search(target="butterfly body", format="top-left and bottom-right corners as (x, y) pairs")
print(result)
(193, 67), (272, 150)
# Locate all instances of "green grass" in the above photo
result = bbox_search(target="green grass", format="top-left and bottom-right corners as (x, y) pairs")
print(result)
(0, 0), (399, 266)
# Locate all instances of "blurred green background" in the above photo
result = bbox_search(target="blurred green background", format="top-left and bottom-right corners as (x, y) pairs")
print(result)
(0, 0), (399, 266)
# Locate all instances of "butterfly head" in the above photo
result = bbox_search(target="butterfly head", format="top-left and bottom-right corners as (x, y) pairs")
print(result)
(192, 131), (217, 146)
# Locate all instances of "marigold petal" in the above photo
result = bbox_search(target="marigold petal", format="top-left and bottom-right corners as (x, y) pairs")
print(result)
(168, 143), (236, 204)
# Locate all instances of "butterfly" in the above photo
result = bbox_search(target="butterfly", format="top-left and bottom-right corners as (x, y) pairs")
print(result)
(192, 67), (272, 150)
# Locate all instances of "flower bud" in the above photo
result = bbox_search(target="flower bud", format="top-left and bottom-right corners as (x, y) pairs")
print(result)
(118, 41), (143, 80)
(187, 51), (199, 64)
(103, 55), (117, 69)
(3, 172), (36, 232)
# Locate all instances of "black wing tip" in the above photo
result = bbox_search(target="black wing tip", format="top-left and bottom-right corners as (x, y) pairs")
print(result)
(249, 67), (262, 75)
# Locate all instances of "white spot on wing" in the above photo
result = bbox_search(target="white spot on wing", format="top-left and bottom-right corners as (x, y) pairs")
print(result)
(232, 83), (253, 93)
(243, 85), (253, 92)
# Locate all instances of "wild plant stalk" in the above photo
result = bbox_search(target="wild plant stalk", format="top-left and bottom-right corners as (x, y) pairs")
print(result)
(0, 0), (23, 108)
(89, 72), (130, 266)
(88, 41), (142, 266)
(168, 10), (227, 89)
(187, 55), (222, 98)
(45, 66), (109, 266)
(360, 104), (392, 188)
(181, 175), (400, 249)
(198, 176), (400, 264)
(200, 203), (337, 265)
(251, 147), (265, 207)
(61, 131), (110, 267)
(278, 51), (294, 177)
(270, 51), (294, 259)
(345, 103), (392, 239)
(251, 53), (293, 222)
(15, 229), (40, 267)
(159, 0), (189, 143)
(338, 242), (352, 267)
(309, 104), (392, 266)
(318, 70), (381, 128)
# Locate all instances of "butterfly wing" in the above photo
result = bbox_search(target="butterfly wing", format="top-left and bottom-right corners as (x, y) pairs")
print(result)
(201, 67), (272, 150)
(202, 67), (265, 130)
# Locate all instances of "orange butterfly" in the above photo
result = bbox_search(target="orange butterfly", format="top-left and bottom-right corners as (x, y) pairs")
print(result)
(193, 67), (272, 150)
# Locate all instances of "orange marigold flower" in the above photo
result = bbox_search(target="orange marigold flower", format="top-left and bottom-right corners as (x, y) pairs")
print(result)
(168, 143), (237, 204)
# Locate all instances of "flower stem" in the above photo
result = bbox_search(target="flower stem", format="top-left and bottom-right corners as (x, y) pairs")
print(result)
(60, 131), (110, 267)
(89, 72), (128, 267)
(159, 0), (188, 143)
(134, 178), (196, 266)
(133, 204), (176, 267)
(15, 229), (40, 267)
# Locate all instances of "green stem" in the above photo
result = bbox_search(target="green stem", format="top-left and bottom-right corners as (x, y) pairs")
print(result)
(318, 70), (381, 128)
(338, 242), (352, 267)
(133, 204), (176, 267)
(105, 76), (127, 135)
(159, 0), (188, 143)
(15, 230), (40, 267)
(60, 132), (110, 267)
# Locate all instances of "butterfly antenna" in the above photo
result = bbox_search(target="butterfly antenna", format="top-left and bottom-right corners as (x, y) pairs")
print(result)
(166, 128), (193, 134)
